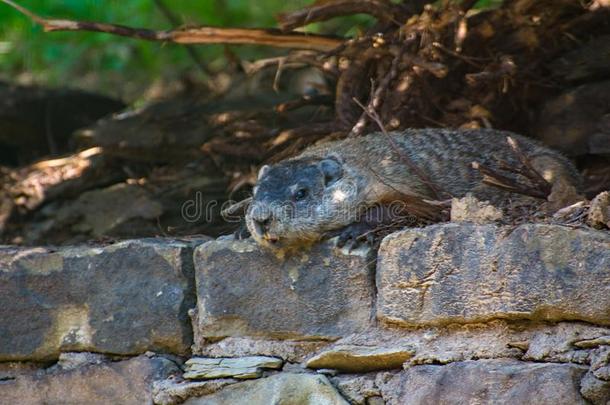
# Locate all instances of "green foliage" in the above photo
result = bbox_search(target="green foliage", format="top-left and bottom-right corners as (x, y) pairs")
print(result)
(474, 0), (503, 9)
(0, 0), (316, 98)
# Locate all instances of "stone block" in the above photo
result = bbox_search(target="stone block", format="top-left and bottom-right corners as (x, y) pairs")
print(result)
(193, 238), (374, 341)
(377, 224), (610, 327)
(184, 373), (349, 405)
(0, 239), (198, 361)
(0, 355), (178, 405)
(380, 359), (588, 405)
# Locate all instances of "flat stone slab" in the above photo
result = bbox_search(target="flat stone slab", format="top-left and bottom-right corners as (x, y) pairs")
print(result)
(196, 337), (329, 363)
(574, 336), (610, 349)
(380, 359), (588, 405)
(306, 346), (414, 372)
(183, 356), (283, 380)
(377, 224), (610, 327)
(0, 239), (198, 361)
(184, 373), (349, 405)
(193, 238), (374, 341)
(0, 355), (178, 405)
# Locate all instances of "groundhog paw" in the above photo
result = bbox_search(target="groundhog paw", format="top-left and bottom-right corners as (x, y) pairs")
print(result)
(234, 222), (251, 240)
(335, 222), (375, 250)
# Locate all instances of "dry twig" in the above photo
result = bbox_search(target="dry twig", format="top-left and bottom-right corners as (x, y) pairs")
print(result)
(352, 97), (446, 201)
(349, 42), (411, 137)
(0, 0), (343, 51)
(472, 137), (552, 200)
(278, 0), (401, 31)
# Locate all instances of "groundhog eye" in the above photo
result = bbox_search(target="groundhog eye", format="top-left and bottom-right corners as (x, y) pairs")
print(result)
(294, 188), (308, 201)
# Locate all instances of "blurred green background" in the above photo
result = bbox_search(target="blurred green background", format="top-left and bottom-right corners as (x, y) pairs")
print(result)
(0, 0), (370, 100)
(0, 0), (500, 100)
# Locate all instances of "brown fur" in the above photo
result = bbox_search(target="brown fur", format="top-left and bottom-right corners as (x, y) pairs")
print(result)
(246, 128), (581, 249)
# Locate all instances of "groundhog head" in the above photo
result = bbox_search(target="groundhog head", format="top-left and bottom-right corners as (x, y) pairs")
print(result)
(246, 155), (359, 249)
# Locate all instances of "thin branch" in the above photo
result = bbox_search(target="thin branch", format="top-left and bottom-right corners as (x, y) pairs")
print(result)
(277, 0), (400, 32)
(349, 45), (407, 137)
(1, 0), (343, 51)
(506, 136), (552, 195)
(221, 197), (252, 220)
(471, 137), (553, 200)
(472, 162), (549, 199)
(348, 37), (421, 137)
(152, 0), (211, 76)
(352, 97), (446, 201)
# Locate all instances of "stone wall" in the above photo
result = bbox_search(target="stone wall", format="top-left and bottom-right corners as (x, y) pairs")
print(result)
(1, 224), (609, 404)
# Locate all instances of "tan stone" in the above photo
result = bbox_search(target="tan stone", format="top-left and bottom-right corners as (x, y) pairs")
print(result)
(450, 194), (503, 223)
(0, 239), (198, 361)
(574, 335), (610, 349)
(193, 238), (374, 342)
(377, 224), (610, 327)
(306, 346), (414, 373)
(588, 191), (610, 229)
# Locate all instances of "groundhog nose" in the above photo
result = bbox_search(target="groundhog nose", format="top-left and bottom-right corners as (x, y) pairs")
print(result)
(254, 217), (271, 232)
(250, 205), (273, 236)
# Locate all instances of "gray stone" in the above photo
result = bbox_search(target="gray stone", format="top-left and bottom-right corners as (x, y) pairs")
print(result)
(0, 355), (178, 405)
(0, 239), (198, 361)
(184, 373), (349, 405)
(380, 359), (588, 405)
(581, 371), (610, 405)
(57, 352), (107, 370)
(153, 378), (238, 405)
(377, 224), (610, 327)
(193, 238), (374, 341)
(18, 182), (164, 245)
(306, 346), (414, 373)
(590, 346), (610, 381)
(196, 337), (329, 363)
(317, 368), (339, 376)
(0, 362), (40, 381)
(331, 374), (380, 405)
(319, 321), (610, 367)
(183, 356), (283, 380)
(522, 323), (610, 364)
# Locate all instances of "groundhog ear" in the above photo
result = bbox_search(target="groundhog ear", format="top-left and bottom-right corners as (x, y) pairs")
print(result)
(257, 165), (270, 180)
(319, 156), (343, 186)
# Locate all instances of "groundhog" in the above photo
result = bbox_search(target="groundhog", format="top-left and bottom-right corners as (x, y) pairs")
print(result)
(246, 128), (581, 249)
